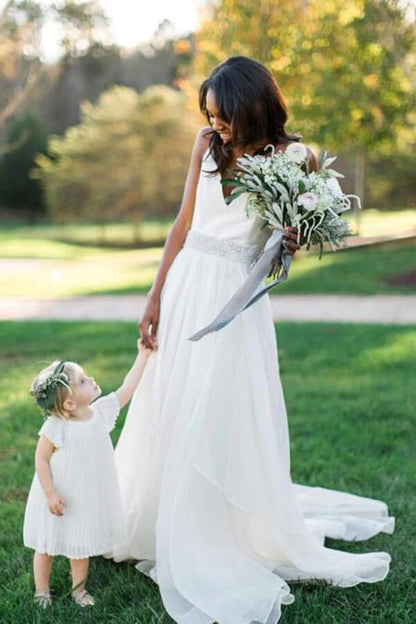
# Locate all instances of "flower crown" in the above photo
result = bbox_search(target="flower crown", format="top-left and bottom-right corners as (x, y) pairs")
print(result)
(31, 361), (71, 416)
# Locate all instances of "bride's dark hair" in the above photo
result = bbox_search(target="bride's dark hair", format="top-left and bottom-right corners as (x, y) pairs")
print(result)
(199, 56), (300, 173)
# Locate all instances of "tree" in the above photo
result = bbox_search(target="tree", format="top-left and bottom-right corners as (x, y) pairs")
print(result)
(0, 109), (47, 215)
(0, 0), (45, 130)
(51, 0), (110, 58)
(34, 85), (200, 225)
(196, 0), (416, 210)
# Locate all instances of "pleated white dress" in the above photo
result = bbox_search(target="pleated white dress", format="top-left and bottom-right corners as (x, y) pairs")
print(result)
(24, 393), (125, 559)
(112, 152), (394, 623)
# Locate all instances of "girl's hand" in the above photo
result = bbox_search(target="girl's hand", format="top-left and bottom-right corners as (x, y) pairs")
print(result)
(139, 296), (160, 350)
(283, 226), (301, 256)
(47, 492), (66, 516)
(138, 338), (155, 357)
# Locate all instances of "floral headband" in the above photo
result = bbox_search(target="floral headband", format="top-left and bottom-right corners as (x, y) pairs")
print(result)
(31, 361), (71, 416)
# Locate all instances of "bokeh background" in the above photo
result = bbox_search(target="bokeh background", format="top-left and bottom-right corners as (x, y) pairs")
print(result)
(0, 0), (415, 234)
(0, 0), (415, 299)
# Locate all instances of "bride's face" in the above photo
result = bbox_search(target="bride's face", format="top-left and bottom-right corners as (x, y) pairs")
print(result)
(205, 88), (232, 144)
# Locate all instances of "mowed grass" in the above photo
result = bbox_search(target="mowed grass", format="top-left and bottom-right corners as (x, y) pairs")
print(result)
(1, 234), (416, 298)
(0, 321), (415, 623)
(1, 209), (416, 297)
(0, 244), (162, 297)
(1, 208), (415, 247)
(345, 208), (416, 238)
(0, 218), (173, 248)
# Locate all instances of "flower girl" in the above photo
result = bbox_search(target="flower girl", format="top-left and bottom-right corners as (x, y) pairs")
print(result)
(23, 340), (152, 608)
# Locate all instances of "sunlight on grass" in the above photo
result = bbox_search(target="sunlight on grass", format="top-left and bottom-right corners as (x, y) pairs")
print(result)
(357, 330), (416, 369)
(346, 209), (416, 237)
(0, 218), (173, 248)
(0, 248), (162, 297)
(1, 241), (415, 297)
(0, 238), (97, 259)
(1, 212), (415, 297)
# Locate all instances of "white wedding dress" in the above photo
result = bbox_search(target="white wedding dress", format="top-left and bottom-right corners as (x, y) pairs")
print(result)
(112, 151), (394, 624)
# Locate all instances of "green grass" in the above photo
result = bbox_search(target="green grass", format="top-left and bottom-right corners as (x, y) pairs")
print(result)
(275, 243), (416, 295)
(0, 218), (173, 248)
(0, 321), (415, 623)
(2, 208), (415, 247)
(1, 210), (416, 297)
(1, 237), (415, 298)
(0, 245), (162, 297)
(345, 208), (416, 238)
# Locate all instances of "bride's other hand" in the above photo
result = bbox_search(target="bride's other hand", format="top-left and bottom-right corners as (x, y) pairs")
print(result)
(283, 226), (301, 256)
(139, 296), (160, 350)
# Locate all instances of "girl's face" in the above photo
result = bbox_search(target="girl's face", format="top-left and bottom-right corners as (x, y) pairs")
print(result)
(206, 88), (232, 144)
(70, 365), (101, 407)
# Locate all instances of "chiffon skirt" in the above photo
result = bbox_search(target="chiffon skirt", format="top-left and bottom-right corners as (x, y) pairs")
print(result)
(112, 242), (393, 624)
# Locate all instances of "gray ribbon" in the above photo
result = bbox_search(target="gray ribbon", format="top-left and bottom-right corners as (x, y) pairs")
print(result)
(189, 230), (291, 341)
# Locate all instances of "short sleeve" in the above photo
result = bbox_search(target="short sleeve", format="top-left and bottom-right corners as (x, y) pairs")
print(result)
(92, 392), (120, 432)
(38, 417), (65, 447)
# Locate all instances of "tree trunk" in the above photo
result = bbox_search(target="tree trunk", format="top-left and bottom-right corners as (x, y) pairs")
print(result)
(354, 146), (365, 234)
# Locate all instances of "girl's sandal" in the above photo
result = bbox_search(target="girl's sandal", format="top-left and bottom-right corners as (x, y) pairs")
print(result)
(34, 592), (52, 608)
(72, 589), (95, 607)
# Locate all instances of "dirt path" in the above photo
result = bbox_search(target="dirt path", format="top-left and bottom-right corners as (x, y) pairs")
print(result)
(1, 294), (416, 324)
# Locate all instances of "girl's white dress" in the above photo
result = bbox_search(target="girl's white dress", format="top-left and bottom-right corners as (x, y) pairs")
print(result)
(112, 152), (394, 623)
(24, 393), (125, 559)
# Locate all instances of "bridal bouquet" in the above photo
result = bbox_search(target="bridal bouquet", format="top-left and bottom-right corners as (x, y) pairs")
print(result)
(221, 143), (360, 259)
(189, 143), (360, 341)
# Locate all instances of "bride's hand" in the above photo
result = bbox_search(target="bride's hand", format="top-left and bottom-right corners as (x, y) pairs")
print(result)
(283, 226), (301, 256)
(139, 296), (160, 350)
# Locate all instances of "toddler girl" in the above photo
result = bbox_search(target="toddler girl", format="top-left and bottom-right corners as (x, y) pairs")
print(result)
(23, 340), (152, 608)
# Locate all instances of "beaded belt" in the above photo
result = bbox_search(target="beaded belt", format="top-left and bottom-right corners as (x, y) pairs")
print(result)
(184, 230), (260, 265)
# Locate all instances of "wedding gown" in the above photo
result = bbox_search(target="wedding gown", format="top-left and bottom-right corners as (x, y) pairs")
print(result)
(112, 151), (393, 624)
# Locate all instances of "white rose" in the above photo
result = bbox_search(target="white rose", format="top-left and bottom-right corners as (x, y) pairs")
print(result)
(297, 192), (318, 211)
(286, 142), (307, 163)
(326, 177), (343, 197)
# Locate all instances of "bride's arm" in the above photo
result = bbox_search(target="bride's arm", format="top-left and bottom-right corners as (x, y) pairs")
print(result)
(139, 128), (211, 349)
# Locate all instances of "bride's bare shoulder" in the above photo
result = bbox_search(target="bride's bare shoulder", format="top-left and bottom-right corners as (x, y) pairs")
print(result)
(194, 126), (212, 154)
(187, 127), (212, 169)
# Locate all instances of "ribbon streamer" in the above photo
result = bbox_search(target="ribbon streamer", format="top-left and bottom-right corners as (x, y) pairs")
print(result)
(189, 230), (291, 341)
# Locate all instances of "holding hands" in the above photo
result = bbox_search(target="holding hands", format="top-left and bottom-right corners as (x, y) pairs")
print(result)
(139, 298), (160, 351)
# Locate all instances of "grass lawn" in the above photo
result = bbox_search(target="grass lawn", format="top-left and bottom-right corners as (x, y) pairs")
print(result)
(345, 209), (416, 238)
(1, 210), (416, 297)
(0, 218), (173, 248)
(0, 321), (415, 623)
(1, 208), (415, 247)
(0, 244), (162, 297)
(1, 237), (415, 298)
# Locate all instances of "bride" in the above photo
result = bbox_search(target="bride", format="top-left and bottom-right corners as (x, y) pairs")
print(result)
(112, 56), (393, 623)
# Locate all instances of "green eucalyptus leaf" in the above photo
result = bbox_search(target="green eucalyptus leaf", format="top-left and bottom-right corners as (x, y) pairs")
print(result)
(221, 179), (240, 188)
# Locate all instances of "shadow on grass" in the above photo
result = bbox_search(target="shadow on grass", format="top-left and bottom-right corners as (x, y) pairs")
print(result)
(78, 244), (416, 297)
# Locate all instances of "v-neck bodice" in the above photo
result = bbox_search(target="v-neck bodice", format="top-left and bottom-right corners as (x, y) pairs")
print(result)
(190, 150), (271, 250)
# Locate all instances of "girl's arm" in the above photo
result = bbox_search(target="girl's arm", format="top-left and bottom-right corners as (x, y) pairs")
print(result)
(35, 437), (66, 515)
(115, 340), (153, 408)
(140, 127), (211, 349)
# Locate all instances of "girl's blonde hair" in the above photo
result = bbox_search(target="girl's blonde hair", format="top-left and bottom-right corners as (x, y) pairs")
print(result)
(31, 361), (79, 418)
